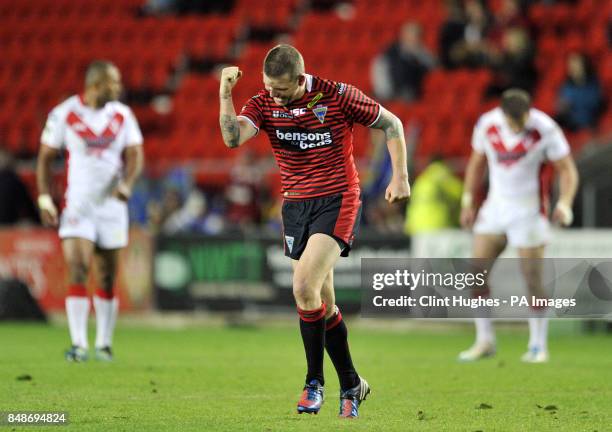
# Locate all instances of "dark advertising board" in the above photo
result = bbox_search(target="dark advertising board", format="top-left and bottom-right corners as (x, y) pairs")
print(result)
(154, 232), (409, 312)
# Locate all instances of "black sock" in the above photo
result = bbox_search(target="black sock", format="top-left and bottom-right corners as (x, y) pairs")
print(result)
(298, 303), (326, 386)
(325, 307), (359, 390)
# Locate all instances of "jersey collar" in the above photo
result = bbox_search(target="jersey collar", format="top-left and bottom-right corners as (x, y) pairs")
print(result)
(77, 93), (109, 111)
(285, 74), (313, 107)
(305, 73), (313, 92)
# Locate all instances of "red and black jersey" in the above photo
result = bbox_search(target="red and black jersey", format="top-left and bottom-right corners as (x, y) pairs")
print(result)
(238, 74), (381, 199)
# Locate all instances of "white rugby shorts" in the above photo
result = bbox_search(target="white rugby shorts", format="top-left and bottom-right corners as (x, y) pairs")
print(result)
(473, 196), (550, 248)
(59, 196), (128, 249)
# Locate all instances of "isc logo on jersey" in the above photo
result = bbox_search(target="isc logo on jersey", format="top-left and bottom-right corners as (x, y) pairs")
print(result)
(272, 108), (307, 119)
(275, 127), (333, 151)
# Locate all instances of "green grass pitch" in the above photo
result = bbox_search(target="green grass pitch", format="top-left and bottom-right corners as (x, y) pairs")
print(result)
(1, 320), (610, 431)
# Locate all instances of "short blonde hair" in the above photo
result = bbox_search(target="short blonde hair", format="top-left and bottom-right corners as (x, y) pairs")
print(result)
(263, 45), (305, 80)
(85, 60), (117, 87)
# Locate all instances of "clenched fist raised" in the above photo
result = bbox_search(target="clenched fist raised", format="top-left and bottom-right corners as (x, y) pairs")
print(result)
(220, 66), (242, 97)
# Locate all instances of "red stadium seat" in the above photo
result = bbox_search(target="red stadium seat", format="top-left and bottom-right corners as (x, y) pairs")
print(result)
(550, 4), (573, 29)
(533, 87), (557, 115)
(599, 108), (612, 134)
(1, 0), (610, 168)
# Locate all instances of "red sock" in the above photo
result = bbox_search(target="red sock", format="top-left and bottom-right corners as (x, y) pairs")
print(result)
(67, 284), (87, 297)
(95, 288), (114, 300)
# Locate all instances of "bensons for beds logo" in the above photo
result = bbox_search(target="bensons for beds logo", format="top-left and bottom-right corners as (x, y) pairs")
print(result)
(274, 127), (333, 151)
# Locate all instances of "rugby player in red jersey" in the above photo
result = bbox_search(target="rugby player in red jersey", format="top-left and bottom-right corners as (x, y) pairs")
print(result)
(218, 45), (410, 418)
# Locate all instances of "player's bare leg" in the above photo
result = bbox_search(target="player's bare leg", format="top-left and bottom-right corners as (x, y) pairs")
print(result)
(293, 234), (340, 309)
(62, 238), (95, 361)
(518, 245), (549, 363)
(92, 247), (121, 361)
(293, 234), (340, 414)
(459, 234), (507, 362)
(318, 269), (370, 417)
(319, 269), (335, 320)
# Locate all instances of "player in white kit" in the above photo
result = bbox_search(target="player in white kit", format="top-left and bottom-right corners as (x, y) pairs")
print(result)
(36, 61), (144, 362)
(459, 89), (578, 363)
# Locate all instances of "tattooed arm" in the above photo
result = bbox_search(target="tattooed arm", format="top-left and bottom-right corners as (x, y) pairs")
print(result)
(371, 106), (411, 202)
(219, 66), (257, 148)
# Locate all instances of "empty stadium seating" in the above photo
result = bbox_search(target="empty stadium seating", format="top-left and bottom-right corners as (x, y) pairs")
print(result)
(0, 0), (609, 173)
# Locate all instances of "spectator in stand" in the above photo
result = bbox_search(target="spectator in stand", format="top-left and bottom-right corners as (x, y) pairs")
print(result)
(224, 150), (265, 231)
(0, 149), (40, 225)
(439, 0), (467, 69)
(141, 0), (233, 15)
(148, 186), (207, 234)
(444, 0), (493, 69)
(556, 53), (604, 131)
(488, 0), (530, 49)
(147, 171), (207, 235)
(364, 196), (405, 235)
(175, 0), (234, 14)
(261, 196), (283, 234)
(487, 27), (537, 95)
(371, 21), (436, 102)
(140, 0), (176, 15)
(404, 157), (463, 235)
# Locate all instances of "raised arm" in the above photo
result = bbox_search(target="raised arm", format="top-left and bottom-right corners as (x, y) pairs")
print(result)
(370, 106), (411, 203)
(219, 66), (257, 148)
(36, 144), (60, 227)
(551, 154), (579, 226)
(460, 150), (487, 228)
